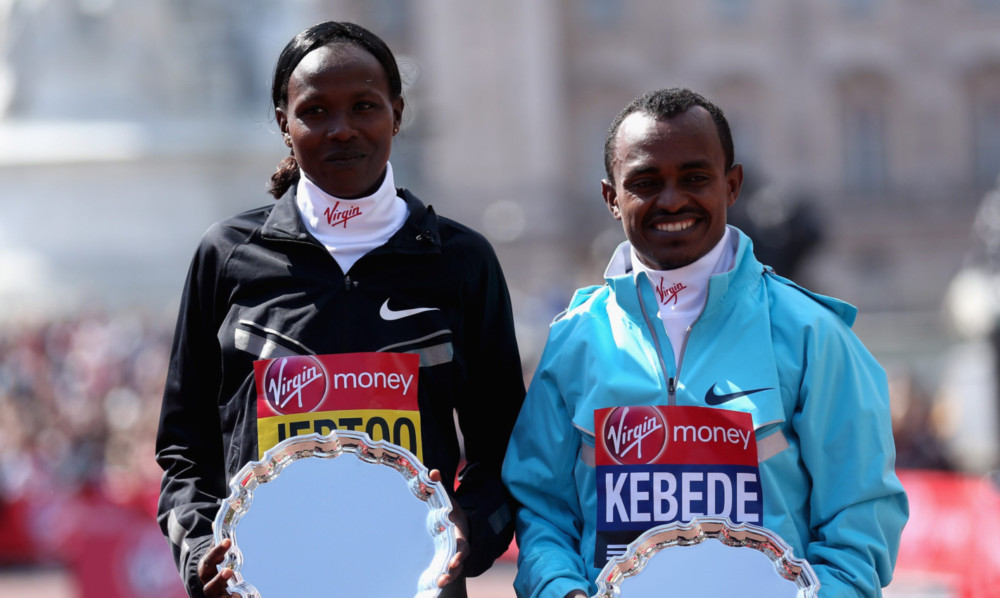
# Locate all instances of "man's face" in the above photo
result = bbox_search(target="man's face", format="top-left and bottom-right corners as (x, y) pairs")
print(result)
(602, 107), (743, 270)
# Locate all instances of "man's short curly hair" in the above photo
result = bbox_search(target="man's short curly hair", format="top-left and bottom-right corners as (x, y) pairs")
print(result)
(603, 87), (735, 185)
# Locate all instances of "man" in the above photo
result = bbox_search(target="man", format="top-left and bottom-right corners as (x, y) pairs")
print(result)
(502, 88), (907, 598)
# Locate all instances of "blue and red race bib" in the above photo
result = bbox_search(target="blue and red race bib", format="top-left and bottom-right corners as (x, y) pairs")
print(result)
(594, 405), (762, 564)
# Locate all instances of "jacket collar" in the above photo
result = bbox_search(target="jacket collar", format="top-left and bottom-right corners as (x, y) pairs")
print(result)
(604, 226), (763, 320)
(604, 226), (858, 326)
(605, 226), (759, 283)
(261, 185), (442, 255)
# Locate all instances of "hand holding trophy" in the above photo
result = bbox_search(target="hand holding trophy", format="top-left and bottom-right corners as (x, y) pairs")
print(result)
(593, 518), (818, 598)
(211, 432), (457, 598)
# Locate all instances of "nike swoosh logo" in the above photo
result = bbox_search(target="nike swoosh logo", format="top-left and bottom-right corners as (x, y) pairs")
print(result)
(704, 385), (772, 406)
(379, 299), (440, 321)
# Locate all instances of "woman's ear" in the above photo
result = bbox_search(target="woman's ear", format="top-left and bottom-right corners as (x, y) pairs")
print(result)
(392, 97), (405, 135)
(275, 108), (292, 148)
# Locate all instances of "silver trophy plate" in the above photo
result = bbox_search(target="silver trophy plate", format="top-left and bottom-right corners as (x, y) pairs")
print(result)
(213, 431), (456, 598)
(593, 517), (820, 598)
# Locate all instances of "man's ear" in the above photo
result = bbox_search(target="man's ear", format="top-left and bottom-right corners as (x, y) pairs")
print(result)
(726, 163), (744, 207)
(601, 179), (622, 220)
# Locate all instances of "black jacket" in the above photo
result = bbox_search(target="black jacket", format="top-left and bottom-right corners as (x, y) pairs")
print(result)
(155, 188), (525, 597)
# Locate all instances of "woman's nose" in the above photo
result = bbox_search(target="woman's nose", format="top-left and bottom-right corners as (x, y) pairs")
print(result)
(325, 113), (358, 141)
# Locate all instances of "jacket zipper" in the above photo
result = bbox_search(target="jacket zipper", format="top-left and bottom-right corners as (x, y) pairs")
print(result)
(636, 278), (708, 406)
(636, 281), (676, 405)
(671, 319), (700, 389)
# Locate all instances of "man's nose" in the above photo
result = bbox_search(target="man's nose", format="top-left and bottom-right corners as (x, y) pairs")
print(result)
(654, 184), (685, 211)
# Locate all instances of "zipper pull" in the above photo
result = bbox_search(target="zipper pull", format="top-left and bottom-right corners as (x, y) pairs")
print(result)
(344, 275), (354, 291)
(668, 377), (676, 399)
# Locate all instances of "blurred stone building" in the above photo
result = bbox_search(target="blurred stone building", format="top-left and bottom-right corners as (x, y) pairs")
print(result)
(2, 0), (1000, 371)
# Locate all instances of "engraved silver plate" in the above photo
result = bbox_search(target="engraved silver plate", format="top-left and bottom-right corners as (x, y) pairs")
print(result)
(213, 431), (456, 598)
(593, 517), (820, 598)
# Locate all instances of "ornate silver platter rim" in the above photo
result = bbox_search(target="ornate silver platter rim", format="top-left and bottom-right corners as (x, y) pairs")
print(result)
(213, 430), (456, 598)
(593, 516), (820, 598)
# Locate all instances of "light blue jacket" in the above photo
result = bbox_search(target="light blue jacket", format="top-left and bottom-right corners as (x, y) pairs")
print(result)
(502, 228), (907, 598)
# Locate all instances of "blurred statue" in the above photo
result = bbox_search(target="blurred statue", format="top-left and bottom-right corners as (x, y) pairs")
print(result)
(726, 167), (824, 282)
(940, 172), (1000, 473)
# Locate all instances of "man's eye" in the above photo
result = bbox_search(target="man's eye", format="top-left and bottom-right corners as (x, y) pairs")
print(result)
(355, 101), (376, 111)
(630, 179), (657, 190)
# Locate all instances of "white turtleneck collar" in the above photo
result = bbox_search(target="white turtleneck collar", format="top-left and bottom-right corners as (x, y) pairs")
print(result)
(629, 227), (736, 366)
(295, 162), (409, 273)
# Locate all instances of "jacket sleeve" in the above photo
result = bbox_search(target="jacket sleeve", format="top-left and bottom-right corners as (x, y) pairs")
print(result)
(453, 242), (526, 577)
(786, 314), (908, 597)
(155, 232), (229, 598)
(502, 331), (592, 598)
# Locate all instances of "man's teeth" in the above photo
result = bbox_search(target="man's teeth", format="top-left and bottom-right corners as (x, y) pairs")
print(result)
(655, 219), (694, 232)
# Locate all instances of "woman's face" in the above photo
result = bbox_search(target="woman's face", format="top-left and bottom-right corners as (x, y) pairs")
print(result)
(276, 42), (402, 199)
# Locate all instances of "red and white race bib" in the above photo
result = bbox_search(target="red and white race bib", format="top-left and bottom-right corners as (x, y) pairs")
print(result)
(253, 352), (422, 461)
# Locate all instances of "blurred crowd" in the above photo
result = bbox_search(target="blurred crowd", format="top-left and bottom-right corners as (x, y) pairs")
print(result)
(0, 309), (173, 564)
(0, 302), (991, 589)
(0, 306), (969, 537)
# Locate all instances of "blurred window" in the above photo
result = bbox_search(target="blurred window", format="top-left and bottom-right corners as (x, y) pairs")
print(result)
(840, 0), (880, 18)
(839, 74), (890, 194)
(973, 99), (1000, 186)
(709, 77), (762, 166)
(843, 104), (887, 193)
(580, 0), (623, 26)
(713, 0), (753, 24)
(729, 113), (759, 168)
(969, 70), (1000, 186)
(364, 0), (411, 37)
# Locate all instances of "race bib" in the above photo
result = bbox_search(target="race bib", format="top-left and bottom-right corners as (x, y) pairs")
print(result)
(594, 405), (762, 565)
(254, 353), (422, 461)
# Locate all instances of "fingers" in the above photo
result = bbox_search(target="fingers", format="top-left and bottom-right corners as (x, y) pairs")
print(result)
(428, 469), (468, 589)
(437, 522), (470, 588)
(197, 539), (234, 597)
(203, 567), (234, 598)
(452, 535), (469, 571)
(436, 572), (453, 588)
(198, 539), (231, 583)
(207, 538), (232, 563)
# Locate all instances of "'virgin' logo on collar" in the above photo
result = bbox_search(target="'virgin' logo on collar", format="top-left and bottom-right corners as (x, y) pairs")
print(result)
(655, 280), (687, 306)
(324, 201), (362, 228)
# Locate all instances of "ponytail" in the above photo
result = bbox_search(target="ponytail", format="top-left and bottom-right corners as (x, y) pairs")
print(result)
(268, 155), (300, 199)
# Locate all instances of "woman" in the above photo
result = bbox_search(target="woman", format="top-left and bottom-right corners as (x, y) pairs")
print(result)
(155, 21), (525, 598)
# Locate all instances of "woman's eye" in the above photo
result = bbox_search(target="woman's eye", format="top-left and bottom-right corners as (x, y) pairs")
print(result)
(355, 101), (376, 111)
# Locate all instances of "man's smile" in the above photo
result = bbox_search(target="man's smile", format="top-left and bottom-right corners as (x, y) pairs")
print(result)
(653, 218), (696, 233)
